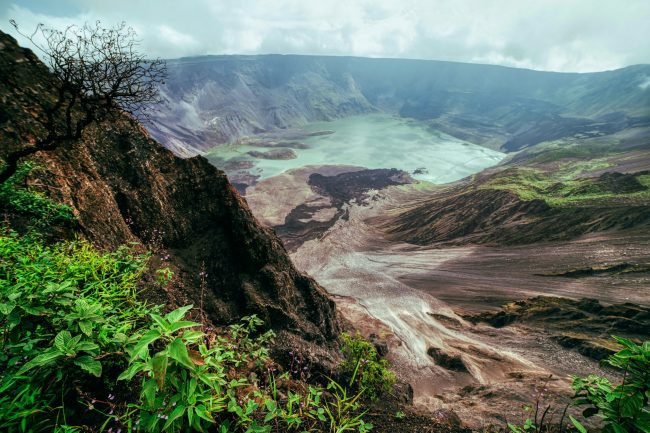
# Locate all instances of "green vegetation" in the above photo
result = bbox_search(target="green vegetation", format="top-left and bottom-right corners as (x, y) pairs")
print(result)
(0, 163), (75, 226)
(0, 178), (381, 432)
(339, 333), (396, 401)
(525, 140), (620, 165)
(571, 337), (650, 433)
(638, 174), (650, 190)
(506, 337), (650, 433)
(481, 167), (650, 207)
(481, 136), (650, 208)
(118, 307), (376, 433)
(0, 231), (153, 431)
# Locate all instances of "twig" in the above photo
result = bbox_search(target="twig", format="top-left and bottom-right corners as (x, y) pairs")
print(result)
(538, 404), (551, 431)
(558, 403), (569, 433)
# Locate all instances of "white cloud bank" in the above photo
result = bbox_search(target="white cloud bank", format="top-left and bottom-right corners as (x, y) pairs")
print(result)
(1, 0), (649, 72)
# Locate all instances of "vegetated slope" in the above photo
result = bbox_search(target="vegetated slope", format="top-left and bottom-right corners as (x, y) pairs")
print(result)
(0, 30), (338, 344)
(376, 151), (650, 246)
(378, 183), (650, 246)
(148, 54), (650, 154)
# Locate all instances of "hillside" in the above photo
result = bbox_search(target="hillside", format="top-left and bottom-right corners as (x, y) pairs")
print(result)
(377, 169), (650, 247)
(0, 30), (338, 346)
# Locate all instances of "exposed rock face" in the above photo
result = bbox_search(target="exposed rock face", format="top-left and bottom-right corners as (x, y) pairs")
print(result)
(427, 348), (468, 373)
(148, 55), (376, 153)
(0, 31), (338, 343)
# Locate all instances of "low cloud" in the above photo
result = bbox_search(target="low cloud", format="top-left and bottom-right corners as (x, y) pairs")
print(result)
(640, 75), (650, 90)
(2, 0), (649, 72)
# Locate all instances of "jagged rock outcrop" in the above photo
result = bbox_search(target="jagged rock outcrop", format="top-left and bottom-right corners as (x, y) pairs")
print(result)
(0, 30), (338, 343)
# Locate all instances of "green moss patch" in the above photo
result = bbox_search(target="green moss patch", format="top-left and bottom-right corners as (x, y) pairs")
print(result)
(481, 167), (650, 207)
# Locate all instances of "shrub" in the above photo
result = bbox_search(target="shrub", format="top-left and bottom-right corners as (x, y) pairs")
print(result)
(0, 230), (374, 432)
(506, 337), (650, 433)
(339, 332), (396, 401)
(119, 310), (374, 433)
(0, 231), (152, 431)
(0, 162), (75, 226)
(117, 309), (276, 432)
(571, 337), (650, 433)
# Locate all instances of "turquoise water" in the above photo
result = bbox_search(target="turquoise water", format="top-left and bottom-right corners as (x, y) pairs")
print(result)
(209, 114), (505, 183)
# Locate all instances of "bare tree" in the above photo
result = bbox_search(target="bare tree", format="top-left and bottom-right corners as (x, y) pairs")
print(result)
(0, 20), (167, 184)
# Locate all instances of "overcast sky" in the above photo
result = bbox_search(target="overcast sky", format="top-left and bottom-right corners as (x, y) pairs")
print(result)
(2, 0), (649, 72)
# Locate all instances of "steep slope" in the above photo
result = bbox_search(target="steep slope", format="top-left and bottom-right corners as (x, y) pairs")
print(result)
(149, 55), (376, 155)
(149, 54), (650, 154)
(0, 31), (338, 343)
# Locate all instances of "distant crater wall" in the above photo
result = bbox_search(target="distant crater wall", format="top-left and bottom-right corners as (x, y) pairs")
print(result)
(148, 54), (650, 155)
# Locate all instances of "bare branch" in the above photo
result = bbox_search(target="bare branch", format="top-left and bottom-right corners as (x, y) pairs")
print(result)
(1, 20), (167, 183)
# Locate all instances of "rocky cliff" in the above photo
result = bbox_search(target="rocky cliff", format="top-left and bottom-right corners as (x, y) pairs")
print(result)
(0, 30), (338, 344)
